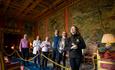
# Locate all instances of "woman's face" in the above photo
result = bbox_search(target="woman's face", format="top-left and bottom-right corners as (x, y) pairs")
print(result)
(55, 30), (59, 36)
(45, 36), (49, 41)
(70, 26), (77, 35)
(36, 36), (39, 40)
(62, 32), (66, 38)
(24, 34), (27, 39)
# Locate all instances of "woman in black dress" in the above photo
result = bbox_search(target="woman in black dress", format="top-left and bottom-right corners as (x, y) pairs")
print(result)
(68, 25), (86, 70)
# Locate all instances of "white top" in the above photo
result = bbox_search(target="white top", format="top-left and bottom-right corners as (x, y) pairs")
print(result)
(59, 39), (65, 53)
(33, 40), (41, 54)
(40, 41), (51, 52)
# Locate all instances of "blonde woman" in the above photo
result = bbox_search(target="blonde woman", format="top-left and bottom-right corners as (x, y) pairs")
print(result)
(40, 36), (51, 69)
(33, 35), (41, 65)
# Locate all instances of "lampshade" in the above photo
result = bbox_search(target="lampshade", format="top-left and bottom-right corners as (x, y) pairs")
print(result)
(101, 34), (115, 43)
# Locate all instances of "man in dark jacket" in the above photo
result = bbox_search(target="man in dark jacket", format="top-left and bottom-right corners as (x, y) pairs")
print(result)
(57, 31), (68, 70)
(68, 25), (86, 70)
(52, 30), (61, 69)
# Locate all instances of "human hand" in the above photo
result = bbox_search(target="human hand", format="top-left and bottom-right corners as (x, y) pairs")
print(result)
(71, 44), (78, 49)
(66, 54), (69, 57)
(19, 48), (21, 52)
(72, 43), (75, 46)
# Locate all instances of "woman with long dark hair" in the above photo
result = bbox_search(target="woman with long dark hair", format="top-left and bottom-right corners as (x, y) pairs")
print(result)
(68, 25), (86, 70)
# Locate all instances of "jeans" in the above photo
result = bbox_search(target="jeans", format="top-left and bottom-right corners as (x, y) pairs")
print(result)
(52, 48), (58, 68)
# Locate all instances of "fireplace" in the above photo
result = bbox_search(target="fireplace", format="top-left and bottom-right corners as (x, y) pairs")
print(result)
(3, 33), (21, 53)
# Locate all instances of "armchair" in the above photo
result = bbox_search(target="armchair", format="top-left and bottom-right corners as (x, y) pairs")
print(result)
(97, 49), (115, 70)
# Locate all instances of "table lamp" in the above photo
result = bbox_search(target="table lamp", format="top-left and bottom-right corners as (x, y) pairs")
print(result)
(101, 34), (115, 59)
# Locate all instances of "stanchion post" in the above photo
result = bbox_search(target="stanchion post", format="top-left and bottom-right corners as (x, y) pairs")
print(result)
(0, 50), (5, 70)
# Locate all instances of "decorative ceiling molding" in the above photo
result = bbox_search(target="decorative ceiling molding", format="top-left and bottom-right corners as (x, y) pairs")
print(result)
(16, 0), (33, 17)
(0, 0), (113, 22)
(22, 0), (42, 16)
(34, 0), (67, 19)
(35, 0), (78, 20)
(0, 0), (75, 21)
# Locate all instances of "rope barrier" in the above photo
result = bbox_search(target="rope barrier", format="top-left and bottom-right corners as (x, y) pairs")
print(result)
(1, 47), (16, 56)
(1, 47), (39, 62)
(3, 48), (113, 70)
(16, 51), (70, 70)
(41, 53), (70, 70)
(15, 50), (39, 61)
(1, 48), (70, 70)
